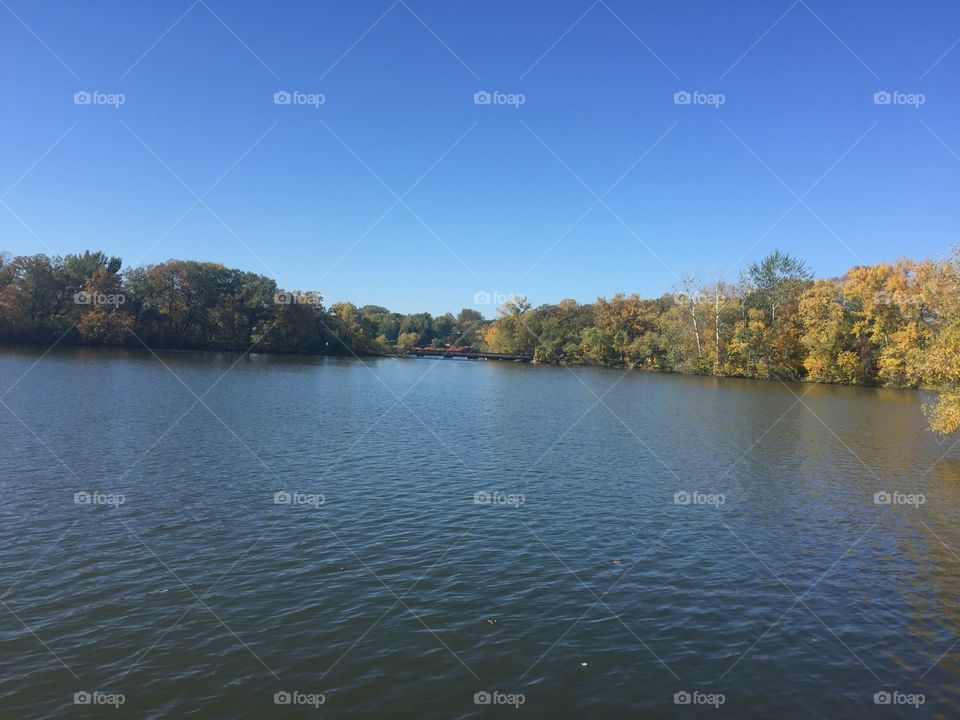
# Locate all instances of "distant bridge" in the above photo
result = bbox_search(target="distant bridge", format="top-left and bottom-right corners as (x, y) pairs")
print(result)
(404, 347), (532, 362)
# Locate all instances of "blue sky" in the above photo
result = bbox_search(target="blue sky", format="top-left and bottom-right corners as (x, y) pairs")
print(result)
(2, 0), (958, 315)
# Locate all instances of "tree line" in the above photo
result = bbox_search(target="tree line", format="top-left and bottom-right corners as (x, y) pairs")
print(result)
(0, 249), (958, 434)
(0, 251), (488, 357)
(483, 249), (960, 435)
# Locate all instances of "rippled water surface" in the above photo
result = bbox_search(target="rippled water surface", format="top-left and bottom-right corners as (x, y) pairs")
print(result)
(1, 346), (959, 718)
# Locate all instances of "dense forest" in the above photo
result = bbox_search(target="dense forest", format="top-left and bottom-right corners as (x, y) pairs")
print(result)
(1, 248), (958, 434)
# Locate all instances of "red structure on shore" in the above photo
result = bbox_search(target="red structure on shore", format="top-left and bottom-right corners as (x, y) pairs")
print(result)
(404, 345), (531, 362)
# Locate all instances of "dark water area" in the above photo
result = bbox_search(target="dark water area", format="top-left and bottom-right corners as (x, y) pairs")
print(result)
(1, 345), (958, 718)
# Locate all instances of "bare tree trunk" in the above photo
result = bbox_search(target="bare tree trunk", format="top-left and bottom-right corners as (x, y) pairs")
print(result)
(714, 286), (721, 373)
(681, 275), (703, 362)
(689, 295), (702, 360)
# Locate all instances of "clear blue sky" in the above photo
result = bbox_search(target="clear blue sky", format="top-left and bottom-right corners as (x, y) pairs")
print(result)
(2, 0), (958, 315)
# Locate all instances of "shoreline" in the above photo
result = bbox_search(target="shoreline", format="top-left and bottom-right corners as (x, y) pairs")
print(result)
(0, 340), (933, 393)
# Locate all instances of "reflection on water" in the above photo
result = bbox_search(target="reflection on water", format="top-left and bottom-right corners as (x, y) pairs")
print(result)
(0, 346), (958, 718)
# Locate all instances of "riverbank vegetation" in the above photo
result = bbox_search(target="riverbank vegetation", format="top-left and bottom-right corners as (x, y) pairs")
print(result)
(1, 248), (958, 434)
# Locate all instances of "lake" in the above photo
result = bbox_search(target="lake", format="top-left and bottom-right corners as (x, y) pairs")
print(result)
(1, 346), (958, 718)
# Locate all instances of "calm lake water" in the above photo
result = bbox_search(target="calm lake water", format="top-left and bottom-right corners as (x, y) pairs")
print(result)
(1, 346), (959, 718)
